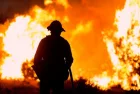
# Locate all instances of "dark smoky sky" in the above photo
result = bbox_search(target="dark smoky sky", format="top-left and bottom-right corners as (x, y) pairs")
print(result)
(0, 0), (44, 17)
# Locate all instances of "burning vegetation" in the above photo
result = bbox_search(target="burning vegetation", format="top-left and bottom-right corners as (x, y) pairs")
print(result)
(0, 0), (140, 92)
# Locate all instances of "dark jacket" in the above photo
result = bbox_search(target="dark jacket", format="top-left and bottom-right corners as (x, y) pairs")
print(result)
(34, 35), (73, 80)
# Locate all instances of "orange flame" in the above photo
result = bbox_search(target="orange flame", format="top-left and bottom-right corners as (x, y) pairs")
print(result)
(1, 15), (48, 79)
(100, 0), (140, 90)
(0, 0), (140, 91)
(0, 3), (70, 80)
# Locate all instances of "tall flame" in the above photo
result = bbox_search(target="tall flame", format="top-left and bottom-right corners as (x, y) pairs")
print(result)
(93, 0), (140, 90)
(1, 15), (48, 79)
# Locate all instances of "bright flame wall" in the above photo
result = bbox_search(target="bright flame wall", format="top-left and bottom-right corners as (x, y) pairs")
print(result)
(103, 0), (140, 90)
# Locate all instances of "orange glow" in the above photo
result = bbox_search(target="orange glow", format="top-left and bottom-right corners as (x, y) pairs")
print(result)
(1, 15), (49, 79)
(103, 0), (140, 90)
(56, 0), (70, 9)
(0, 1), (70, 80)
(0, 0), (140, 91)
(44, 0), (53, 5)
(44, 0), (70, 8)
(0, 33), (4, 37)
(89, 72), (111, 90)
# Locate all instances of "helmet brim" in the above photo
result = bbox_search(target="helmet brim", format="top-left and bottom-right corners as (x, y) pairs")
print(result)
(47, 26), (65, 32)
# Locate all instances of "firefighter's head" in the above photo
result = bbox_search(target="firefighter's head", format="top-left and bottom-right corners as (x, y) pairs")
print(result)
(47, 20), (65, 36)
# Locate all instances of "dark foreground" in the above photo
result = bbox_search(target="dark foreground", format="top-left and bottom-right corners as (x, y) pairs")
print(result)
(0, 78), (140, 94)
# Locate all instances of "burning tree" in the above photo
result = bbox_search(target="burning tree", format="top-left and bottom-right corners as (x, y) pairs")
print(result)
(101, 0), (140, 90)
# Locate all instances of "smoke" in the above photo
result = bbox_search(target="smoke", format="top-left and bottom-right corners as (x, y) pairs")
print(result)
(0, 0), (44, 19)
(0, 0), (126, 78)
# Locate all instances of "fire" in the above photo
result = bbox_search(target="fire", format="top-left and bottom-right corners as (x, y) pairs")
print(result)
(44, 0), (70, 9)
(96, 0), (140, 90)
(44, 0), (53, 5)
(1, 15), (48, 79)
(0, 3), (69, 79)
(0, 0), (140, 91)
(89, 72), (111, 90)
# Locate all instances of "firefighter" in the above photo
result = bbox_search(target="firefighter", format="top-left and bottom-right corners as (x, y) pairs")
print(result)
(33, 20), (73, 94)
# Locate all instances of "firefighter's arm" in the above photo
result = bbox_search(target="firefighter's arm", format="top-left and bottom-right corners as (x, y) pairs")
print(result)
(65, 41), (73, 68)
(34, 39), (44, 65)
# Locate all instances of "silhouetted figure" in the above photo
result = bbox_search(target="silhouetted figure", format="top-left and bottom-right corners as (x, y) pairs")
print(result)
(33, 20), (73, 94)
